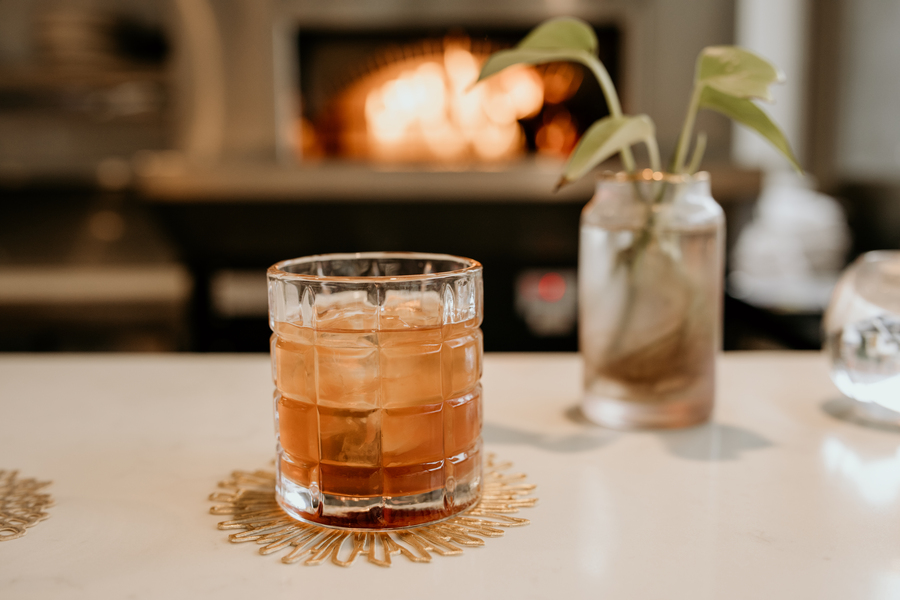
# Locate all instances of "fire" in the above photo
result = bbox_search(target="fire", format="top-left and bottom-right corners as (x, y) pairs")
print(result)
(362, 42), (544, 163)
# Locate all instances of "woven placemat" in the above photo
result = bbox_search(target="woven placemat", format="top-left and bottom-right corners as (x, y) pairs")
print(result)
(209, 454), (536, 567)
(0, 470), (53, 541)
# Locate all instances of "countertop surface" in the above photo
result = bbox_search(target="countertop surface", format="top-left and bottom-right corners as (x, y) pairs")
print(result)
(2, 352), (898, 599)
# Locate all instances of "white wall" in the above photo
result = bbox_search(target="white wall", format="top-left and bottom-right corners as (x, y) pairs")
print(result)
(835, 0), (900, 182)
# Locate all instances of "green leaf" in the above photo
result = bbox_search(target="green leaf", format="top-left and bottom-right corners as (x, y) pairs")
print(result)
(474, 16), (635, 174)
(518, 17), (598, 53)
(697, 46), (783, 102)
(476, 17), (600, 84)
(699, 86), (801, 172)
(475, 46), (624, 129)
(558, 115), (656, 188)
(477, 48), (599, 83)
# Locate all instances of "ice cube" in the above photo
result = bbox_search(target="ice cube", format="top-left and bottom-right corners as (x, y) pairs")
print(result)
(315, 345), (380, 408)
(382, 403), (443, 466)
(380, 342), (443, 407)
(318, 405), (382, 467)
(274, 338), (316, 401)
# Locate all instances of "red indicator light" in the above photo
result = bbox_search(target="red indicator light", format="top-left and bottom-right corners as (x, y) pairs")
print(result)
(537, 272), (566, 302)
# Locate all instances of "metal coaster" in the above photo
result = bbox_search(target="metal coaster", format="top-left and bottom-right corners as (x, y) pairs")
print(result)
(0, 470), (53, 541)
(209, 454), (536, 567)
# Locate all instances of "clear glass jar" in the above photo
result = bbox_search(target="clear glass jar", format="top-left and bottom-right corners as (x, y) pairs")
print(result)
(578, 172), (724, 429)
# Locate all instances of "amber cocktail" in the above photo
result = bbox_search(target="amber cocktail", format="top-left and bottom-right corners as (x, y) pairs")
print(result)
(267, 253), (483, 529)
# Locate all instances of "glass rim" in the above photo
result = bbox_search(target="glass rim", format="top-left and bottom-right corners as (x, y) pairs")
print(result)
(596, 169), (710, 184)
(268, 251), (482, 283)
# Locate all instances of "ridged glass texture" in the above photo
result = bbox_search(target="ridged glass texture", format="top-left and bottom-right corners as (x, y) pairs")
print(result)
(268, 252), (484, 529)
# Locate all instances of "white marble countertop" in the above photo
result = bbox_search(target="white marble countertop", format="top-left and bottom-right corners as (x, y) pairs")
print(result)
(2, 352), (898, 599)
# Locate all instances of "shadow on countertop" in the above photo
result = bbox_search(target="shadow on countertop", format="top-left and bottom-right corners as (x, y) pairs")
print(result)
(655, 423), (773, 461)
(483, 421), (619, 454)
(483, 405), (773, 461)
(821, 397), (900, 434)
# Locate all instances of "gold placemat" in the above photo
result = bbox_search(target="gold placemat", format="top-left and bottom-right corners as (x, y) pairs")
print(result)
(208, 454), (536, 567)
(0, 470), (53, 541)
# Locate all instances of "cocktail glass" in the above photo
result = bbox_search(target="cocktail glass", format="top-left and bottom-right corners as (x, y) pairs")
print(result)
(267, 252), (483, 529)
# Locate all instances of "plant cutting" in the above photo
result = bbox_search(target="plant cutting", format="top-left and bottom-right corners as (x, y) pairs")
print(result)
(476, 17), (799, 181)
(476, 18), (800, 428)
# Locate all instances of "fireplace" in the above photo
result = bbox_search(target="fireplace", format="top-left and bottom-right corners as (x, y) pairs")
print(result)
(139, 0), (745, 352)
(294, 26), (620, 164)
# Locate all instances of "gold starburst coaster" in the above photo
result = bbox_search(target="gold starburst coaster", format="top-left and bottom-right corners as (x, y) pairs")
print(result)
(0, 470), (53, 542)
(208, 454), (536, 567)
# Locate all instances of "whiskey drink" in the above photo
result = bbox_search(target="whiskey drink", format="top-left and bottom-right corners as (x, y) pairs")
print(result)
(268, 253), (484, 529)
(273, 316), (482, 528)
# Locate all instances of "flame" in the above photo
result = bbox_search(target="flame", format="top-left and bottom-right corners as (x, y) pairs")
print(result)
(541, 63), (583, 105)
(535, 107), (578, 157)
(363, 42), (544, 162)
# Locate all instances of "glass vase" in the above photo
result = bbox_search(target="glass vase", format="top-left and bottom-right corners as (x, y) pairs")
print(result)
(578, 172), (724, 429)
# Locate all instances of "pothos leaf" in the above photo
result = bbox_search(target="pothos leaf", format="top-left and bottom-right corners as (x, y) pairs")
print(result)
(476, 17), (602, 84)
(558, 115), (656, 188)
(517, 16), (598, 53)
(474, 16), (632, 176)
(476, 48), (602, 84)
(697, 46), (783, 102)
(699, 86), (801, 172)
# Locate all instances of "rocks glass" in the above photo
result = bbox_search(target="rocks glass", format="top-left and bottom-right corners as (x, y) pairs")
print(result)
(267, 253), (483, 529)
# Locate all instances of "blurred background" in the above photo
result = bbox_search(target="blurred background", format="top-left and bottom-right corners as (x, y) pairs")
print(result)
(0, 0), (897, 353)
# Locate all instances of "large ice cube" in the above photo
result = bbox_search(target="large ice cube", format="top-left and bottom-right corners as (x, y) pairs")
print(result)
(315, 290), (379, 330)
(274, 337), (316, 401)
(381, 289), (442, 329)
(315, 345), (380, 408)
(382, 403), (443, 466)
(380, 342), (443, 407)
(318, 405), (382, 467)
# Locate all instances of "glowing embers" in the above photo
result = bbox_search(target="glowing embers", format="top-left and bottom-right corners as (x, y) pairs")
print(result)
(360, 40), (543, 163)
(314, 35), (592, 164)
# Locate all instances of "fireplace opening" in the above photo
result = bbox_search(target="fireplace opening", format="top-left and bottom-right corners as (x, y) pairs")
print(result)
(295, 26), (621, 165)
